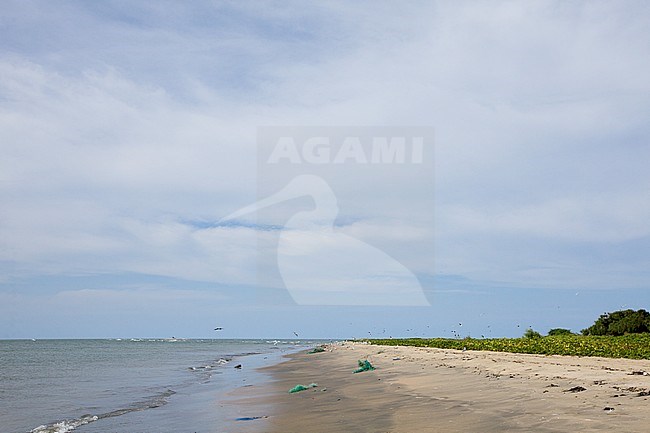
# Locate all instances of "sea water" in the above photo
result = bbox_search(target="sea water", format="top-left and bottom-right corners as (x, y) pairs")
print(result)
(0, 339), (312, 433)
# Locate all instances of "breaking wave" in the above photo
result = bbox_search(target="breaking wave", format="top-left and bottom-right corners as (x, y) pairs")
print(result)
(28, 389), (175, 433)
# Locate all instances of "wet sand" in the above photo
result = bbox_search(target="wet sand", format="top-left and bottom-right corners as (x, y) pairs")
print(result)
(228, 342), (650, 432)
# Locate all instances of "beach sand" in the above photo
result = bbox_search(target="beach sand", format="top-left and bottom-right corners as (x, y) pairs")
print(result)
(228, 342), (650, 432)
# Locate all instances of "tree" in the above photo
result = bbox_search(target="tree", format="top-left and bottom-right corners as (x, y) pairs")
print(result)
(548, 328), (573, 336)
(524, 328), (542, 339)
(581, 309), (650, 336)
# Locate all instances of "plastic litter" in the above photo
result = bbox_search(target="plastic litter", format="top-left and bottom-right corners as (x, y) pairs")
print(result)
(307, 346), (326, 354)
(289, 383), (318, 393)
(353, 359), (375, 373)
(564, 386), (586, 393)
(235, 416), (267, 421)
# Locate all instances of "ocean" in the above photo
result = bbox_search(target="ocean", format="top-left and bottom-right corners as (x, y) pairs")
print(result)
(0, 339), (316, 433)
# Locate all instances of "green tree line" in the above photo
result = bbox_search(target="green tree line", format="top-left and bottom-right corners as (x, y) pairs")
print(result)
(581, 309), (650, 336)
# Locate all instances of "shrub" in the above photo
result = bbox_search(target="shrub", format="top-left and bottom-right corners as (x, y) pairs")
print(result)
(366, 334), (650, 359)
(582, 309), (650, 336)
(548, 328), (573, 336)
(523, 328), (542, 339)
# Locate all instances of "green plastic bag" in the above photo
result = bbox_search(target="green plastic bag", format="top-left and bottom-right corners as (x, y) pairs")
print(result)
(289, 383), (318, 393)
(353, 359), (375, 373)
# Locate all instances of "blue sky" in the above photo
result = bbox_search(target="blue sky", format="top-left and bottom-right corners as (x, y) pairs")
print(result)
(1, 1), (650, 339)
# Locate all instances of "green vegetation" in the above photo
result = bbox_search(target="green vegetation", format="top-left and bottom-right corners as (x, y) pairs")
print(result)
(547, 328), (573, 336)
(523, 328), (542, 339)
(366, 333), (650, 359)
(581, 309), (650, 336)
(365, 309), (650, 359)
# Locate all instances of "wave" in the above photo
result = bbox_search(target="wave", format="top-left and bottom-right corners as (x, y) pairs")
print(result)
(29, 415), (98, 433)
(28, 390), (175, 433)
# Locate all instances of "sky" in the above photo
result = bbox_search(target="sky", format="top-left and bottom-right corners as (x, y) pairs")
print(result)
(1, 1), (650, 339)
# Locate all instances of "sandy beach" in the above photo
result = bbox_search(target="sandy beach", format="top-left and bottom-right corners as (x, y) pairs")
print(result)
(229, 342), (650, 432)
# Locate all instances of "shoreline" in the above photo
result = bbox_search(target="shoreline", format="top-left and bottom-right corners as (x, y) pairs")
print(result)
(215, 345), (311, 432)
(1, 339), (308, 433)
(231, 342), (650, 432)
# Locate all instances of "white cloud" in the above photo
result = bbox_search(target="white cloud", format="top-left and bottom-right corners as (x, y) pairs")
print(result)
(0, 0), (649, 300)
